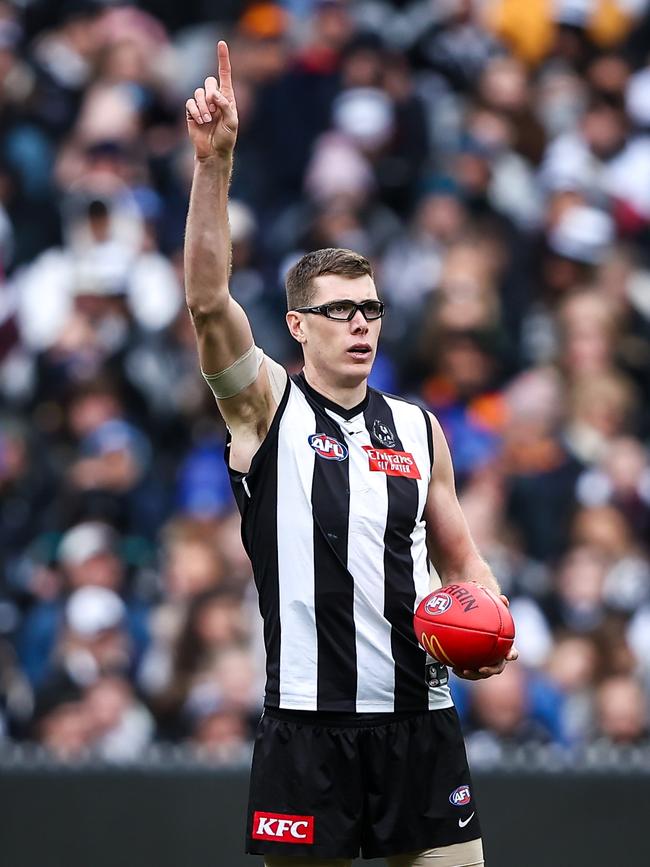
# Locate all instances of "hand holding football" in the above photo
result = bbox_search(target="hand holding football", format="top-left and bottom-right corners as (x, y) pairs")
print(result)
(414, 582), (515, 671)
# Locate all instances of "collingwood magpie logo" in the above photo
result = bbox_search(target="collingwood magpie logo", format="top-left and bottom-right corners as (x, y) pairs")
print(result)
(372, 419), (396, 448)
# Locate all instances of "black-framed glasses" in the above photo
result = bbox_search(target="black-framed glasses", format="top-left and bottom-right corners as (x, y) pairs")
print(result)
(293, 299), (385, 321)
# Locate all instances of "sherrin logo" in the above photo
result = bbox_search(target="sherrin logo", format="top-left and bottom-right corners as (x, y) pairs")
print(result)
(252, 811), (315, 844)
(308, 434), (348, 461)
(449, 785), (471, 807)
(424, 592), (453, 616)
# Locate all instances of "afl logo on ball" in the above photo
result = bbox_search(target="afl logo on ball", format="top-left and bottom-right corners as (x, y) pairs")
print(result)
(308, 434), (348, 461)
(424, 593), (453, 616)
(449, 786), (471, 807)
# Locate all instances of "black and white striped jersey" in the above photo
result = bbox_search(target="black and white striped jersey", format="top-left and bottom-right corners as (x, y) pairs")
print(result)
(228, 371), (453, 713)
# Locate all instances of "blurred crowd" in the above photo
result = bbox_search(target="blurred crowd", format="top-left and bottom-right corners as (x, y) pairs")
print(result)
(1, 0), (650, 762)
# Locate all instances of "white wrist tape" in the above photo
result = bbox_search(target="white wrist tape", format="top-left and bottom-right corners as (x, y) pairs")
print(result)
(202, 344), (264, 399)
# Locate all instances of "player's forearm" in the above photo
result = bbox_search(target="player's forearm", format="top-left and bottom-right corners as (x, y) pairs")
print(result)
(440, 552), (501, 597)
(184, 155), (233, 319)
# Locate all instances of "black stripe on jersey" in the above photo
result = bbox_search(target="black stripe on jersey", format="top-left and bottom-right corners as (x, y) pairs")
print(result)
(421, 407), (434, 476)
(253, 433), (281, 705)
(308, 409), (357, 711)
(227, 376), (292, 706)
(365, 393), (428, 711)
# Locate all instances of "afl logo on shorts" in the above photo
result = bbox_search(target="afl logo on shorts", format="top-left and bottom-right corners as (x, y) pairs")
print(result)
(424, 593), (453, 616)
(449, 785), (471, 807)
(308, 433), (348, 461)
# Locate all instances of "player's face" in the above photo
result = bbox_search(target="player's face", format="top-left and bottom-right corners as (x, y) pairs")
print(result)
(291, 274), (382, 386)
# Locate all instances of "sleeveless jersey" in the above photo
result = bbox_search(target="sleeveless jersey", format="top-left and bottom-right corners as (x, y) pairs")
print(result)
(227, 371), (453, 713)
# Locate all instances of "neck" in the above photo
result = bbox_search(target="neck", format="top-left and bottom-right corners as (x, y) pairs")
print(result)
(302, 361), (368, 409)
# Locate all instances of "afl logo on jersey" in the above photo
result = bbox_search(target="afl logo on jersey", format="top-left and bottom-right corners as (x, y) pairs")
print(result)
(308, 434), (348, 461)
(449, 785), (471, 807)
(424, 593), (453, 616)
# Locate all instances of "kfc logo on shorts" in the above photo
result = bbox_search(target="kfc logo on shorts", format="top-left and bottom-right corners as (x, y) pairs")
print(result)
(252, 811), (315, 844)
(308, 434), (348, 461)
(449, 785), (472, 807)
(424, 593), (453, 616)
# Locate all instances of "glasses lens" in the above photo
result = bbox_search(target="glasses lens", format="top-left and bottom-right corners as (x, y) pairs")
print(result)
(326, 301), (356, 320)
(362, 301), (383, 319)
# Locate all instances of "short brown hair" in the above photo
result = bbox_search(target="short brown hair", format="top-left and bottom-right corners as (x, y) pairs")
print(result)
(285, 248), (373, 310)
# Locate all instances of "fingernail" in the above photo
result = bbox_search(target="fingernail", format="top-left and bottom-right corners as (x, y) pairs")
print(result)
(203, 113), (211, 122)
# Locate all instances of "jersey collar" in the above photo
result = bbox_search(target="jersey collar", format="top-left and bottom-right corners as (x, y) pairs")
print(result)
(296, 371), (370, 421)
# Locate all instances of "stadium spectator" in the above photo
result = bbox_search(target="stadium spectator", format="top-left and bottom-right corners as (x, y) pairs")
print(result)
(31, 673), (92, 759)
(463, 662), (562, 763)
(85, 673), (155, 760)
(17, 521), (149, 687)
(149, 587), (250, 738)
(594, 674), (649, 745)
(138, 518), (228, 705)
(545, 632), (600, 744)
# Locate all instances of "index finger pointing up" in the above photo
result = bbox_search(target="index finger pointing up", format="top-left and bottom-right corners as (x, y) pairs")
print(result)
(217, 40), (233, 97)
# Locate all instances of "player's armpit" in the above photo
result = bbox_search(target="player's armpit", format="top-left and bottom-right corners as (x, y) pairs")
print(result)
(216, 353), (288, 473)
(214, 354), (284, 433)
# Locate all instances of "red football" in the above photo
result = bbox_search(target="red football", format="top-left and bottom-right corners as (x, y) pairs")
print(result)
(414, 582), (515, 670)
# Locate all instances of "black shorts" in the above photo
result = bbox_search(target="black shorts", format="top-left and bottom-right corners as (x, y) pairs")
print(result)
(245, 706), (481, 860)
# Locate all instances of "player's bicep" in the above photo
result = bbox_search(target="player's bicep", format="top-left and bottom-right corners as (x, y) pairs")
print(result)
(191, 295), (277, 428)
(424, 414), (478, 577)
(191, 294), (254, 376)
(215, 356), (288, 473)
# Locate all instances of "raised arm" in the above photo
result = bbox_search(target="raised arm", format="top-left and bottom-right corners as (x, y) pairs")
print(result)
(424, 411), (518, 678)
(184, 41), (279, 444)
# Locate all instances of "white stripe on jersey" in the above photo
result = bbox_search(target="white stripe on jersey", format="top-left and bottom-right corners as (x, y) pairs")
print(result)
(338, 413), (395, 711)
(276, 387), (318, 709)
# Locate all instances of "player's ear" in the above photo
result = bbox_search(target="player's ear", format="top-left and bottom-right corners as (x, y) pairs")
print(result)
(286, 311), (306, 344)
